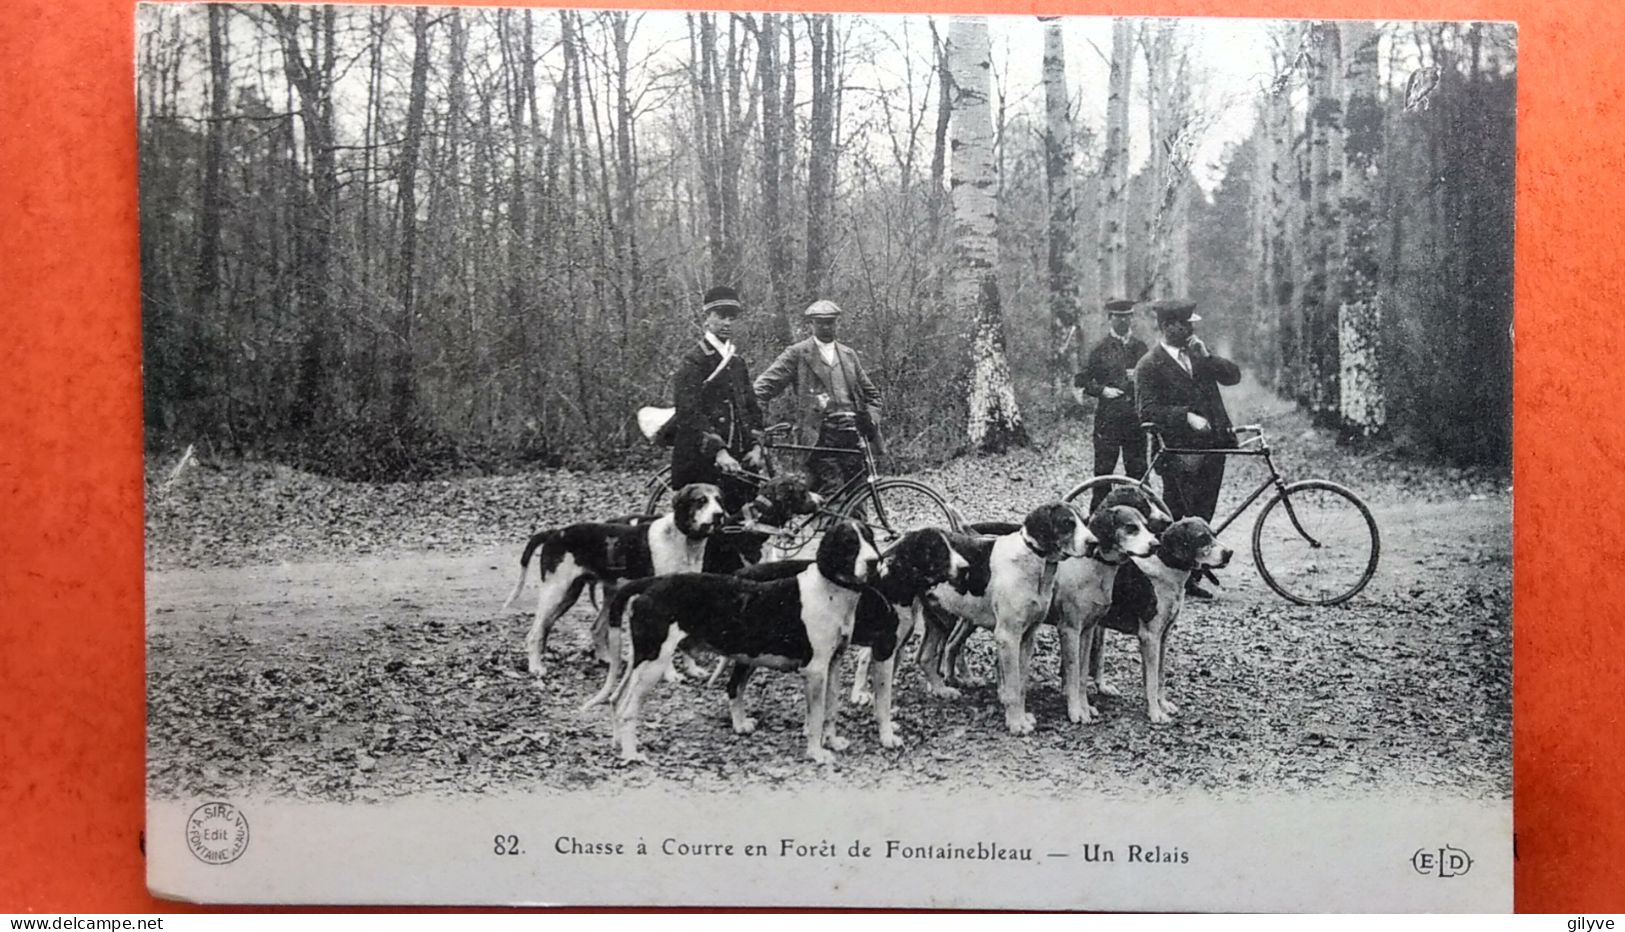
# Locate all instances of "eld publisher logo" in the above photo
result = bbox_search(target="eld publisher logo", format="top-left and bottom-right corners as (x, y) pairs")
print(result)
(1411, 845), (1472, 878)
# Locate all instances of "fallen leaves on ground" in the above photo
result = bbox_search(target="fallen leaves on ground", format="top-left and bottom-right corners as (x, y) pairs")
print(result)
(146, 379), (1510, 802)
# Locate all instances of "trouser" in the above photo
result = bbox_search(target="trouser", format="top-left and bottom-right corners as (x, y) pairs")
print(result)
(1159, 453), (1227, 523)
(1089, 432), (1150, 513)
(807, 425), (865, 498)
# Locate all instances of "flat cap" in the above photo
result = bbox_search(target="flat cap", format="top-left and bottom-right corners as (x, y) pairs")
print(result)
(1148, 298), (1202, 325)
(804, 300), (842, 319)
(1104, 298), (1137, 315)
(703, 285), (744, 315)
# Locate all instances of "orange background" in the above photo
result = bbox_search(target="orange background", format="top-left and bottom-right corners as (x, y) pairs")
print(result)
(0, 0), (1609, 913)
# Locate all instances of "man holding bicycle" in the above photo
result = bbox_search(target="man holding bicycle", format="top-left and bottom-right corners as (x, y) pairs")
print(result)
(1135, 298), (1242, 598)
(753, 299), (884, 496)
(669, 285), (767, 515)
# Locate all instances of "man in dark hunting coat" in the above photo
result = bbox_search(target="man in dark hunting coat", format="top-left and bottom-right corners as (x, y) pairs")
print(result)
(1134, 298), (1242, 599)
(1076, 298), (1151, 513)
(753, 299), (883, 496)
(669, 285), (765, 517)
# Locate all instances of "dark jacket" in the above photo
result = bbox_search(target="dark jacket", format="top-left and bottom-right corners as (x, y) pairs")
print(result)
(669, 339), (764, 489)
(753, 338), (884, 454)
(1078, 333), (1150, 441)
(1134, 343), (1242, 452)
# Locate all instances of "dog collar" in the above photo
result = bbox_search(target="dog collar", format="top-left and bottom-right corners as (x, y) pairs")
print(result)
(1089, 548), (1127, 566)
(1021, 529), (1065, 563)
(1158, 551), (1196, 573)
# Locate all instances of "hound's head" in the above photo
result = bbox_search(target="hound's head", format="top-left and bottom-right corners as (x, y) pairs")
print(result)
(757, 474), (825, 523)
(1086, 504), (1160, 562)
(671, 483), (727, 538)
(1021, 502), (1096, 561)
(815, 520), (881, 589)
(1156, 518), (1233, 573)
(880, 528), (972, 595)
(1098, 484), (1174, 534)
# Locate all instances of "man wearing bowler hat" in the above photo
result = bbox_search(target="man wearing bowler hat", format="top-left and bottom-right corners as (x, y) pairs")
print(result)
(1076, 298), (1151, 513)
(1134, 298), (1242, 598)
(669, 285), (766, 517)
(754, 299), (883, 496)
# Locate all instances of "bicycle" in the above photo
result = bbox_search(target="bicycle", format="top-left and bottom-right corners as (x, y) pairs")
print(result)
(643, 422), (964, 549)
(1064, 422), (1381, 606)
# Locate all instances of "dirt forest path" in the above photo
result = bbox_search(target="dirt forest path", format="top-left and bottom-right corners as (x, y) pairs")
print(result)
(146, 378), (1511, 802)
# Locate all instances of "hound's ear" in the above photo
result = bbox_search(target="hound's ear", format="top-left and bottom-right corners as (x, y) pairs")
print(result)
(1161, 519), (1201, 566)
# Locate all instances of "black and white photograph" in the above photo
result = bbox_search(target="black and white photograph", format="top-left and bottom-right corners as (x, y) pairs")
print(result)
(139, 4), (1513, 910)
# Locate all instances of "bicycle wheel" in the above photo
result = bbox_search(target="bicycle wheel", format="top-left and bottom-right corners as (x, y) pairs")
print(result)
(643, 467), (673, 517)
(1251, 480), (1380, 607)
(1063, 474), (1170, 518)
(840, 478), (963, 548)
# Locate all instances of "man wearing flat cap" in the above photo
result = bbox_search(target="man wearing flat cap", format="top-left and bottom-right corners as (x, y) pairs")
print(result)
(754, 299), (883, 496)
(1077, 298), (1151, 513)
(1134, 298), (1242, 598)
(669, 285), (766, 516)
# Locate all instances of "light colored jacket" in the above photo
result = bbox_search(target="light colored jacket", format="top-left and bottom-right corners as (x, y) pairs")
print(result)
(753, 338), (884, 454)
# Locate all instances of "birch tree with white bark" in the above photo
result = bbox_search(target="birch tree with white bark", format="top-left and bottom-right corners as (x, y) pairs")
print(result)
(1098, 18), (1133, 304)
(1337, 21), (1385, 437)
(949, 16), (1026, 451)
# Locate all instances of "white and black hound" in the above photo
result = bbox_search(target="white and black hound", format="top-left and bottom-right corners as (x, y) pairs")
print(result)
(1084, 517), (1232, 724)
(1051, 489), (1166, 725)
(730, 528), (971, 749)
(915, 502), (1096, 735)
(500, 483), (727, 677)
(931, 486), (1171, 704)
(595, 521), (882, 764)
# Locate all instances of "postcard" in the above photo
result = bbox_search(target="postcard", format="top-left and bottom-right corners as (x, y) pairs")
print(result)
(141, 4), (1514, 909)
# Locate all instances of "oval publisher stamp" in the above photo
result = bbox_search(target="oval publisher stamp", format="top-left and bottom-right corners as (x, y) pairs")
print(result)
(186, 802), (250, 865)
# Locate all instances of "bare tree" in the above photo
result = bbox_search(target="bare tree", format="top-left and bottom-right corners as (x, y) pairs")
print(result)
(928, 18), (952, 231)
(757, 12), (791, 340)
(267, 5), (339, 426)
(1337, 21), (1384, 437)
(949, 16), (1026, 451)
(805, 14), (837, 299)
(1302, 21), (1343, 420)
(195, 3), (227, 321)
(1099, 18), (1133, 303)
(1040, 17), (1080, 386)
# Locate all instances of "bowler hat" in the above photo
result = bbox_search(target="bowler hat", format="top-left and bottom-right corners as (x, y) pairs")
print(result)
(1104, 298), (1137, 316)
(1149, 298), (1202, 325)
(804, 300), (842, 319)
(703, 285), (744, 316)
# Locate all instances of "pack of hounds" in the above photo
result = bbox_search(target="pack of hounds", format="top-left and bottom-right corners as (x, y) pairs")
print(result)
(500, 476), (1232, 764)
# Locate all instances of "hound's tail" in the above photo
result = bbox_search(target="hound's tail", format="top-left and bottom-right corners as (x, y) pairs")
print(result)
(579, 578), (655, 711)
(500, 530), (553, 611)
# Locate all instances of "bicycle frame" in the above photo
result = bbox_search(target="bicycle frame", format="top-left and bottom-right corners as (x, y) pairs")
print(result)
(760, 433), (879, 525)
(1133, 435), (1322, 547)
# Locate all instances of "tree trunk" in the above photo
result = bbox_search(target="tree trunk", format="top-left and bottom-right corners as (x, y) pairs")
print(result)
(392, 6), (431, 427)
(805, 14), (836, 300)
(1040, 17), (1080, 384)
(928, 18), (951, 233)
(195, 3), (227, 323)
(949, 16), (1026, 451)
(1337, 22), (1385, 437)
(758, 13), (791, 340)
(270, 5), (338, 428)
(1304, 21), (1343, 422)
(1099, 18), (1132, 304)
(611, 12), (640, 343)
(689, 14), (727, 286)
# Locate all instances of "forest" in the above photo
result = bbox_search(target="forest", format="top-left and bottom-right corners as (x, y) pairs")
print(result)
(137, 8), (1516, 479)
